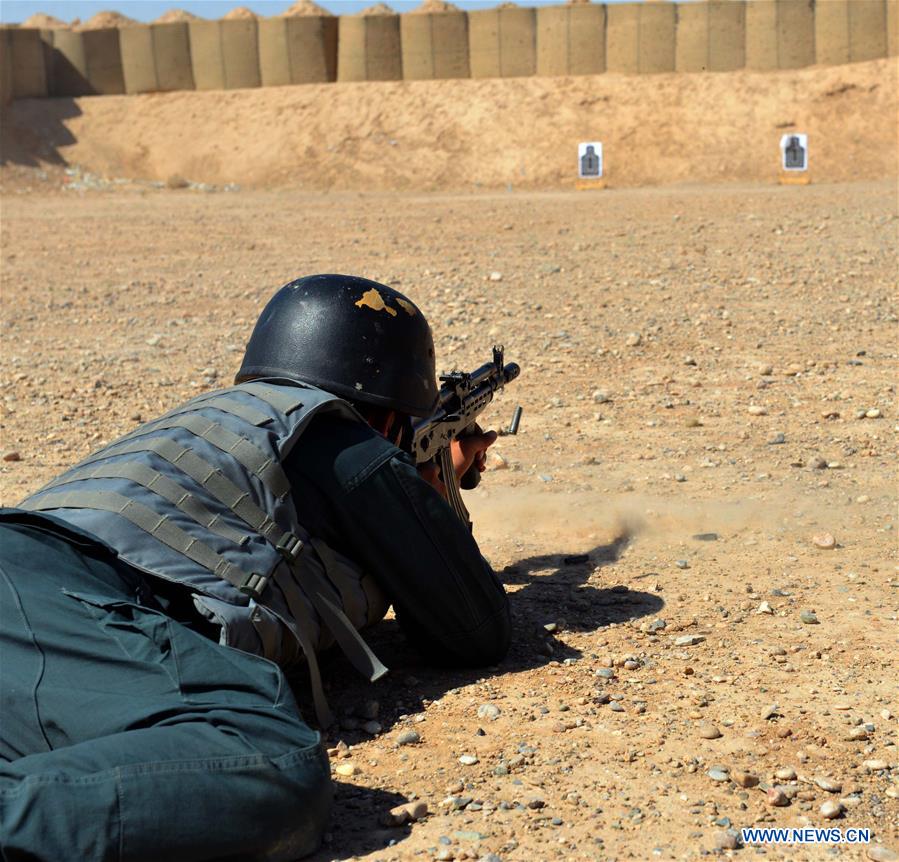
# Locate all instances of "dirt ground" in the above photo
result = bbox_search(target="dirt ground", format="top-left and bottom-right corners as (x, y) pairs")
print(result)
(0, 177), (896, 861)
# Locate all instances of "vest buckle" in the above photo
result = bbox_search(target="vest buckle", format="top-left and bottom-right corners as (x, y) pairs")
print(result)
(239, 572), (269, 599)
(276, 532), (304, 562)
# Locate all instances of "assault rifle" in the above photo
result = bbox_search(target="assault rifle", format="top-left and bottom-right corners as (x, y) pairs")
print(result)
(412, 346), (521, 526)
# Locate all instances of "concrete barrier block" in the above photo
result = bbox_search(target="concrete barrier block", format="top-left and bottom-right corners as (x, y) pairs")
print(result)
(675, 2), (709, 72)
(708, 0), (745, 71)
(259, 16), (337, 86)
(4, 27), (49, 98)
(190, 19), (260, 91)
(153, 22), (194, 91)
(640, 1), (676, 73)
(777, 0), (814, 69)
(849, 0), (887, 61)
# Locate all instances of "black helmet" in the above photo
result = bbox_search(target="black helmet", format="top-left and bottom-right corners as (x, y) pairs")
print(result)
(236, 274), (438, 417)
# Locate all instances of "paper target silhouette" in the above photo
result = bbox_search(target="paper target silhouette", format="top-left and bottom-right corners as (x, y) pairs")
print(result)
(578, 142), (603, 179)
(780, 134), (808, 171)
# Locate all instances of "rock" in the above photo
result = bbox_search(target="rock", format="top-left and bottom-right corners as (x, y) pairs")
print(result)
(732, 771), (760, 788)
(609, 701), (625, 713)
(675, 635), (705, 646)
(396, 730), (421, 746)
(820, 800), (844, 820)
(766, 787), (790, 807)
(362, 720), (382, 735)
(756, 601), (774, 615)
(812, 533), (836, 549)
(2, 451), (21, 462)
(761, 703), (780, 720)
(800, 610), (820, 624)
(865, 408), (881, 419)
(768, 432), (786, 445)
(334, 762), (358, 777)
(381, 800), (429, 826)
(526, 797), (545, 810)
(748, 405), (767, 415)
(477, 703), (501, 721)
(714, 829), (741, 850)
(699, 725), (723, 740)
(815, 777), (842, 793)
(775, 767), (796, 781)
(165, 174), (189, 189)
(595, 667), (616, 679)
(358, 700), (380, 720)
(675, 559), (690, 569)
(863, 759), (888, 771)
(867, 848), (899, 862)
(488, 271), (503, 282)
(692, 533), (719, 542)
(708, 768), (730, 782)
(810, 456), (828, 470)
(846, 726), (868, 741)
(625, 332), (642, 347)
(592, 390), (610, 404)
(459, 754), (479, 765)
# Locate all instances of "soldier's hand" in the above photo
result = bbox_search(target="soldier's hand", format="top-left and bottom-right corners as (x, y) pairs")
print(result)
(417, 460), (447, 499)
(451, 429), (497, 479)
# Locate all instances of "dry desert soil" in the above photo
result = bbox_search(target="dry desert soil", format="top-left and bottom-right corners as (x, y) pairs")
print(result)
(0, 58), (897, 862)
(1, 178), (896, 862)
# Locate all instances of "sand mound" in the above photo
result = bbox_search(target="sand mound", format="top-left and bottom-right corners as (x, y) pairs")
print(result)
(22, 12), (68, 27)
(359, 3), (396, 15)
(76, 10), (136, 29)
(411, 0), (460, 13)
(223, 7), (257, 20)
(2, 59), (895, 191)
(154, 9), (202, 23)
(281, 0), (332, 15)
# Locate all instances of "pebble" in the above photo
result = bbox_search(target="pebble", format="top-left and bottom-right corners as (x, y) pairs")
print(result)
(675, 560), (690, 569)
(692, 533), (719, 542)
(775, 767), (796, 780)
(766, 788), (790, 806)
(863, 759), (888, 771)
(625, 332), (642, 347)
(867, 848), (899, 862)
(812, 533), (836, 549)
(800, 610), (820, 624)
(381, 800), (429, 826)
(820, 800), (844, 820)
(714, 830), (741, 850)
(732, 771), (759, 788)
(459, 755), (479, 765)
(674, 635), (705, 646)
(396, 730), (421, 746)
(362, 720), (382, 735)
(477, 703), (501, 721)
(2, 451), (21, 462)
(756, 601), (774, 615)
(708, 768), (730, 782)
(761, 703), (780, 720)
(810, 456), (828, 470)
(699, 725), (722, 740)
(334, 763), (358, 777)
(768, 432), (786, 444)
(865, 408), (881, 419)
(609, 701), (625, 713)
(488, 271), (503, 282)
(748, 405), (767, 415)
(526, 797), (545, 809)
(593, 390), (610, 403)
(595, 667), (616, 679)
(815, 777), (842, 793)
(846, 726), (868, 741)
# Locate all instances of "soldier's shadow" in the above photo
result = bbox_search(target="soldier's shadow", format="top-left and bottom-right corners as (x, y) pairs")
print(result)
(302, 529), (663, 726)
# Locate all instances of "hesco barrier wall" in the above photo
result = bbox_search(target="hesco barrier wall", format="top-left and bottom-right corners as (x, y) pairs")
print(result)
(2, 2), (895, 102)
(536, 4), (606, 76)
(675, 1), (746, 73)
(338, 15), (402, 82)
(746, 0), (815, 70)
(45, 27), (125, 96)
(189, 19), (260, 90)
(258, 16), (338, 86)
(468, 7), (536, 79)
(606, 2), (676, 74)
(1, 27), (48, 99)
(401, 11), (469, 81)
(119, 23), (193, 93)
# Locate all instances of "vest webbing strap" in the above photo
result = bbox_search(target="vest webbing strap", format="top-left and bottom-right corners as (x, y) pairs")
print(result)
(306, 538), (389, 683)
(72, 439), (285, 548)
(248, 607), (281, 662)
(40, 462), (250, 547)
(21, 490), (268, 599)
(239, 382), (307, 416)
(144, 396), (273, 430)
(273, 576), (335, 728)
(108, 416), (291, 500)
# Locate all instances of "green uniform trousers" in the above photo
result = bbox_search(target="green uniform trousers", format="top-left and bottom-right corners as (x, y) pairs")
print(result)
(0, 514), (331, 861)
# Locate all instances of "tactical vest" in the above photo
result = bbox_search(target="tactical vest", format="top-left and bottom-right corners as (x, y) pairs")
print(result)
(20, 380), (390, 726)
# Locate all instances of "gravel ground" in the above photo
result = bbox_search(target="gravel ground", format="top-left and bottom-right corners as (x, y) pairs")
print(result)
(1, 179), (896, 861)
